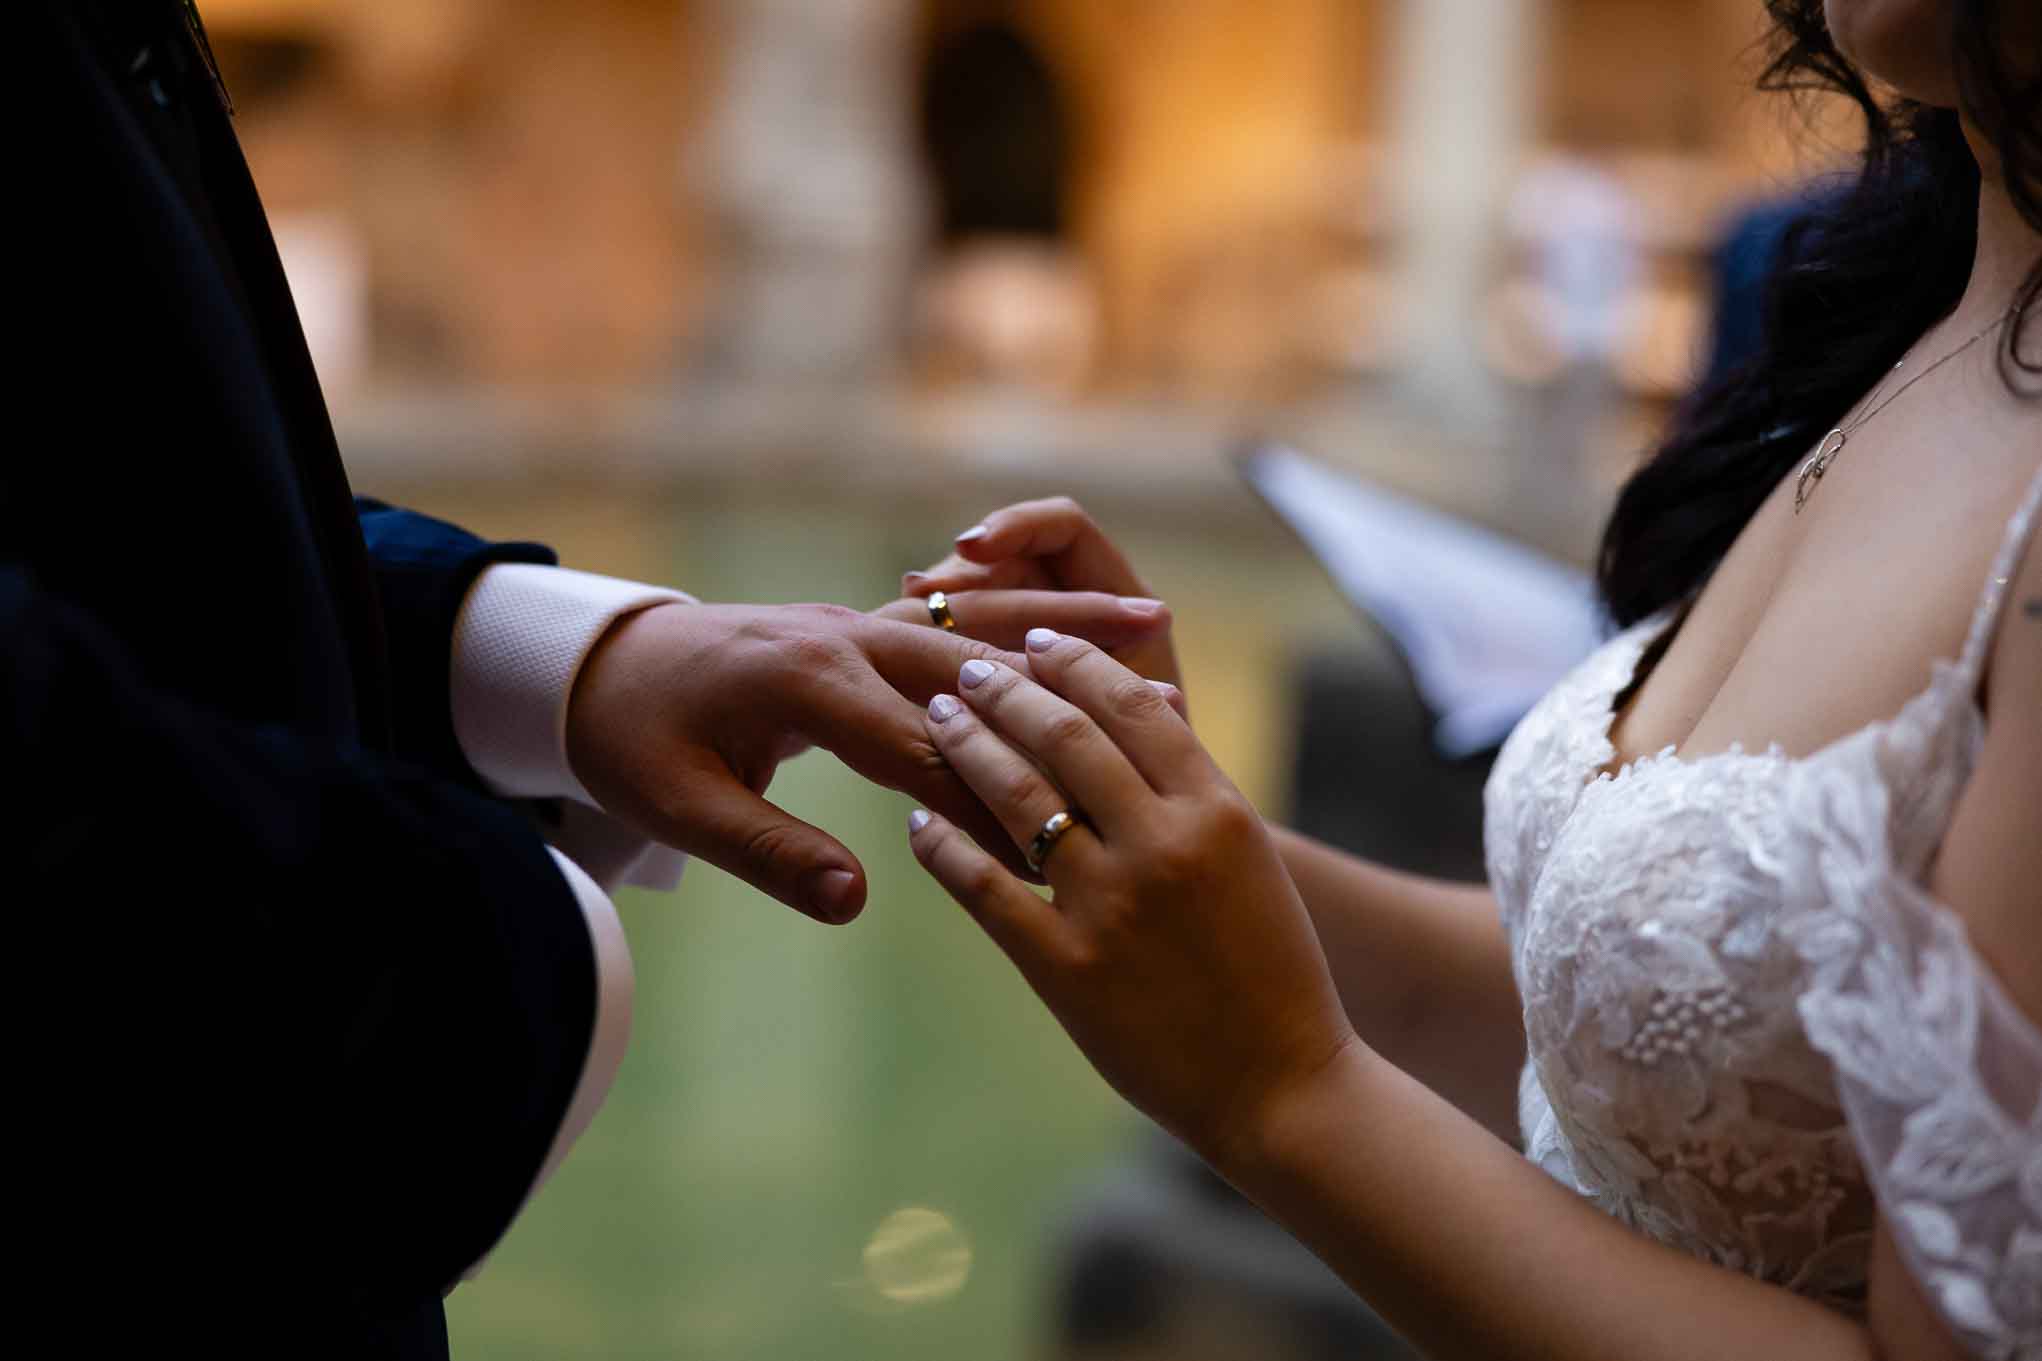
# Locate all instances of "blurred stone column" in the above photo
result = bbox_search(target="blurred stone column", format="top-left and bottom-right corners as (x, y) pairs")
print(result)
(694, 0), (928, 382)
(1387, 0), (1544, 438)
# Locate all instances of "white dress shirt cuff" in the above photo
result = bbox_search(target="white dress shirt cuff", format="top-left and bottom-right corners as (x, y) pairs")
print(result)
(548, 801), (691, 894)
(449, 563), (692, 809)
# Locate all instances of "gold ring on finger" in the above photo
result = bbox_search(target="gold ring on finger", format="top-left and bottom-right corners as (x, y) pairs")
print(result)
(1027, 808), (1084, 873)
(926, 590), (958, 631)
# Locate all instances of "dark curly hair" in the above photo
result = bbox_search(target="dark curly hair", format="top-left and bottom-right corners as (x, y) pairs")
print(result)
(1595, 0), (2042, 629)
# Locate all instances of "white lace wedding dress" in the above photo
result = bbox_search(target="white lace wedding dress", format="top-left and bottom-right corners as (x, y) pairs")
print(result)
(1483, 462), (2042, 1360)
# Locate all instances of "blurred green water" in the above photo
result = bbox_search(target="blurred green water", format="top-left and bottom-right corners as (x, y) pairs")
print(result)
(446, 751), (1138, 1359)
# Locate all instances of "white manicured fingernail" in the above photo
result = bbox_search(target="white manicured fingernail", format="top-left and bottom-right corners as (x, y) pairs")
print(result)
(1120, 597), (1165, 615)
(908, 809), (931, 833)
(959, 659), (996, 689)
(956, 524), (990, 544)
(1150, 680), (1178, 695)
(929, 694), (962, 723)
(1026, 628), (1060, 652)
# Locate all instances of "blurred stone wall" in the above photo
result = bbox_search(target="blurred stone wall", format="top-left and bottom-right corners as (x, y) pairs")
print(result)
(229, 0), (710, 385)
(209, 0), (1838, 404)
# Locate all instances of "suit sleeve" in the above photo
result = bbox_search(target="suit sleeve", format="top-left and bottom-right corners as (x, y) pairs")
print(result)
(353, 497), (558, 790)
(6, 564), (596, 1309)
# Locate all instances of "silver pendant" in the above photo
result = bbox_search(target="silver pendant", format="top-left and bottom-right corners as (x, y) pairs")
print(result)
(1794, 428), (1847, 514)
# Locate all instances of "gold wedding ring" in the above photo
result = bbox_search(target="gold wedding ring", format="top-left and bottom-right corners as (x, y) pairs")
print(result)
(926, 590), (958, 631)
(1027, 809), (1082, 873)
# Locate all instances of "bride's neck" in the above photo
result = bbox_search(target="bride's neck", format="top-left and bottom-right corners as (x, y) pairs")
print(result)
(1951, 122), (2042, 351)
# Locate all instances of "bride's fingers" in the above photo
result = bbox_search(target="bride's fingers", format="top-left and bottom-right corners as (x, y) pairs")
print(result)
(906, 809), (1068, 962)
(923, 686), (1125, 863)
(943, 659), (1154, 829)
(901, 555), (1051, 597)
(955, 497), (1149, 596)
(872, 589), (1171, 652)
(1021, 628), (1210, 792)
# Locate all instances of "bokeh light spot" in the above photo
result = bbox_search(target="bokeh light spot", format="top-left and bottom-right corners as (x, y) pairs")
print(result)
(860, 1206), (972, 1305)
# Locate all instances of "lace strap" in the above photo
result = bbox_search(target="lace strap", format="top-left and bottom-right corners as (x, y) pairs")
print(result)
(1956, 459), (2042, 682)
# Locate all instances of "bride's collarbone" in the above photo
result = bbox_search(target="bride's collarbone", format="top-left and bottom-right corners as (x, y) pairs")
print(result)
(1602, 454), (2028, 775)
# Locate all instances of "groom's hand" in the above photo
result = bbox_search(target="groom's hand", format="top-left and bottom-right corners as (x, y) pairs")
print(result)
(562, 601), (1042, 923)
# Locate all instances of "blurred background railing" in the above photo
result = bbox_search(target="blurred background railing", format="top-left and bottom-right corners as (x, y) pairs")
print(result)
(197, 2), (1852, 1355)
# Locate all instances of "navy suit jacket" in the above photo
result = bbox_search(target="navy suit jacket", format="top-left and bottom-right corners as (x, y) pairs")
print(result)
(11, 5), (596, 1355)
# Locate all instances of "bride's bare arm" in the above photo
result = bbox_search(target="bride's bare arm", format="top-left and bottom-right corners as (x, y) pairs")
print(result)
(1269, 828), (1524, 1138)
(1230, 1045), (1877, 1361)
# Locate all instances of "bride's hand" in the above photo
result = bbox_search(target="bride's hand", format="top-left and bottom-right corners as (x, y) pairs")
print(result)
(901, 497), (1185, 696)
(906, 627), (1357, 1168)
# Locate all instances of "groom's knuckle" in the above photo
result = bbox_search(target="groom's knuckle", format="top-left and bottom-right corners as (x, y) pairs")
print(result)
(907, 735), (949, 775)
(739, 820), (803, 880)
(873, 599), (922, 632)
(1053, 930), (1101, 973)
(959, 636), (1006, 667)
(803, 601), (863, 628)
(1063, 943), (1102, 978)
(782, 630), (855, 680)
(649, 783), (695, 836)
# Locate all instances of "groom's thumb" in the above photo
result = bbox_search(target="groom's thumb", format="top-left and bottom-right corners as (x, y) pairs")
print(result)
(679, 774), (868, 924)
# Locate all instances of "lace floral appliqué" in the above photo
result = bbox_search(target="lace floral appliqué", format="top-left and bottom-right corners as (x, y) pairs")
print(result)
(1482, 459), (2042, 1359)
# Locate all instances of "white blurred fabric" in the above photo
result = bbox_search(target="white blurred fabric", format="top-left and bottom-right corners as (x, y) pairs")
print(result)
(1239, 444), (1605, 758)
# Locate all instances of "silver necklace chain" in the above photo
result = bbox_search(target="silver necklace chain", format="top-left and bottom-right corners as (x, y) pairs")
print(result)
(1793, 307), (2015, 514)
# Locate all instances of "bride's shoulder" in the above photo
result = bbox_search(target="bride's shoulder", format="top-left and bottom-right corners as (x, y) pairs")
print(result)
(1975, 457), (2042, 704)
(1933, 479), (2042, 1020)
